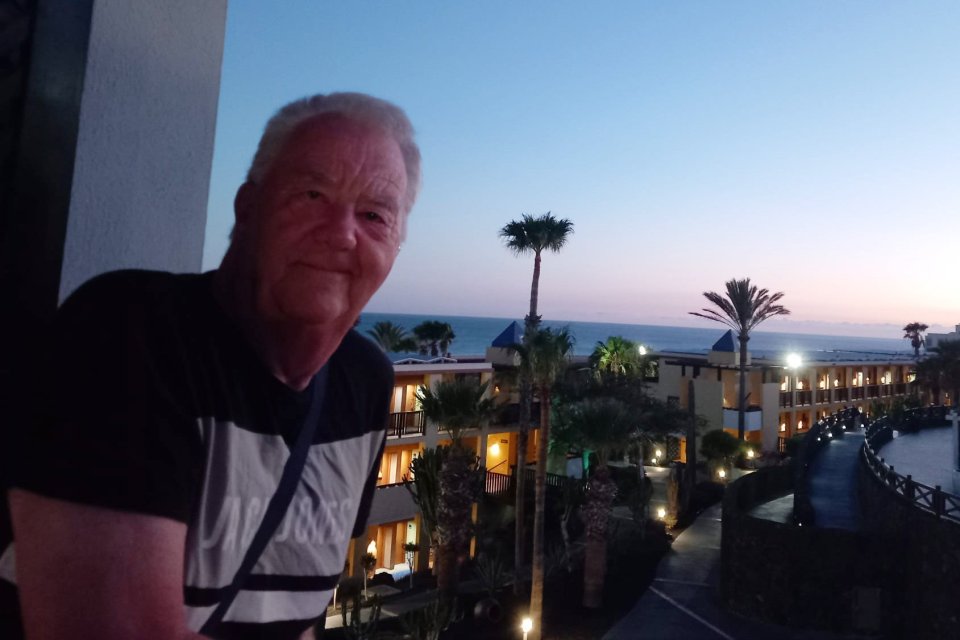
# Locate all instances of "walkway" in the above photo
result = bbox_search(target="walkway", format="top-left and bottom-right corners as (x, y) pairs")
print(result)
(808, 431), (863, 531)
(603, 503), (856, 640)
(878, 426), (956, 490)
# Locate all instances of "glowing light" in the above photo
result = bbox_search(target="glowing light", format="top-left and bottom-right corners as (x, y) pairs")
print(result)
(786, 353), (802, 369)
(655, 449), (662, 458)
(834, 379), (840, 387)
(747, 449), (755, 459)
(780, 423), (786, 432)
(657, 507), (667, 519)
(490, 442), (501, 456)
(638, 345), (648, 356)
(718, 469), (727, 480)
(367, 540), (377, 557)
(521, 617), (533, 634)
(798, 420), (804, 429)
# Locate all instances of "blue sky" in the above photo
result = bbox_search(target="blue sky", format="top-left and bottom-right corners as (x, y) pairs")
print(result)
(203, 2), (960, 338)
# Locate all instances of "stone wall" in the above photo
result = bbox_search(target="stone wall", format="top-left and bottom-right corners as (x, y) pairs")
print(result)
(721, 466), (891, 634)
(858, 461), (960, 639)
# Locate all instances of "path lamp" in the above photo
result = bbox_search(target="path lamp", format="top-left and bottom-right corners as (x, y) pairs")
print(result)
(521, 616), (533, 640)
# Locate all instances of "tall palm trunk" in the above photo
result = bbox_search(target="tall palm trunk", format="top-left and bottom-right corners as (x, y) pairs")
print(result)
(513, 376), (531, 596)
(682, 379), (697, 517)
(581, 466), (616, 609)
(529, 387), (550, 639)
(738, 334), (748, 440)
(528, 250), (542, 325)
(582, 536), (607, 608)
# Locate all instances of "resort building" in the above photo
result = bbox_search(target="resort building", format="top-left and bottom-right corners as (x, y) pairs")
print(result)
(649, 330), (917, 455)
(347, 350), (538, 581)
(925, 324), (960, 350)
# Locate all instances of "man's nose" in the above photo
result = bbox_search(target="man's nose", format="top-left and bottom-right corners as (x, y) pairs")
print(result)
(316, 205), (358, 250)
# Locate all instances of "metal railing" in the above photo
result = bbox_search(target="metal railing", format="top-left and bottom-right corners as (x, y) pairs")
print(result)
(862, 406), (959, 524)
(387, 410), (425, 438)
(796, 390), (813, 406)
(779, 391), (793, 408)
(485, 471), (512, 495)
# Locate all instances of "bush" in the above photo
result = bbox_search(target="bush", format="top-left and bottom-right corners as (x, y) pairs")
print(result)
(700, 430), (740, 463)
(783, 433), (805, 458)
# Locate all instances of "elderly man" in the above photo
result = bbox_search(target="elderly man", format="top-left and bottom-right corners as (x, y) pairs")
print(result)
(2, 93), (419, 639)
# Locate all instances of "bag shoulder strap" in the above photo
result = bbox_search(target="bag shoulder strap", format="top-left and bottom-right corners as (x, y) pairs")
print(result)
(200, 365), (329, 635)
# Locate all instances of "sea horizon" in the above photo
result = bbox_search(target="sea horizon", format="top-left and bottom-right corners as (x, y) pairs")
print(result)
(357, 312), (913, 361)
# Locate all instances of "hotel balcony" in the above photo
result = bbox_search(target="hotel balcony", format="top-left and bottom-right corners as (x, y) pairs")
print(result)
(368, 480), (417, 526)
(834, 388), (849, 402)
(387, 411), (425, 439)
(796, 390), (813, 406)
(779, 391), (793, 408)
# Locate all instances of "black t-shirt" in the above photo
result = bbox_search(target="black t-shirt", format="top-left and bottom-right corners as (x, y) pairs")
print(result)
(1, 270), (391, 639)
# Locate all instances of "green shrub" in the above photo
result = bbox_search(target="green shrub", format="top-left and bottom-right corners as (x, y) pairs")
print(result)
(700, 430), (740, 463)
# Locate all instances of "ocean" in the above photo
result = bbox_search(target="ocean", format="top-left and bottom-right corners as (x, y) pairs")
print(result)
(356, 312), (910, 360)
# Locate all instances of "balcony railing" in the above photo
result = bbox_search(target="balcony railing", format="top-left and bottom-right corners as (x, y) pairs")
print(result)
(485, 471), (512, 496)
(796, 390), (812, 406)
(852, 387), (864, 400)
(835, 388), (849, 402)
(816, 390), (829, 404)
(387, 410), (425, 438)
(866, 384), (879, 398)
(496, 401), (542, 426)
(779, 391), (793, 408)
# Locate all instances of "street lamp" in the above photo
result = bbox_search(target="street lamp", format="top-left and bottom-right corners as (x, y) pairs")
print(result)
(521, 617), (533, 640)
(786, 353), (802, 369)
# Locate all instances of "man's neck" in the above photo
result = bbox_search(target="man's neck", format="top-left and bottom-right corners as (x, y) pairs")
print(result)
(213, 253), (346, 392)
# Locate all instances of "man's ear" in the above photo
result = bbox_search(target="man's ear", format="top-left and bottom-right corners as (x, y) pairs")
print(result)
(234, 182), (257, 227)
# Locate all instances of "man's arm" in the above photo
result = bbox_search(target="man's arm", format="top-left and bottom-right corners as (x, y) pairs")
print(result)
(10, 489), (206, 640)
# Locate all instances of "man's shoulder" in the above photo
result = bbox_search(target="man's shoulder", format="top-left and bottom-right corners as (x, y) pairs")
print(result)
(58, 269), (208, 329)
(335, 330), (394, 388)
(63, 269), (201, 308)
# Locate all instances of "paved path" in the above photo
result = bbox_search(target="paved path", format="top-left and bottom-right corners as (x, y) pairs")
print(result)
(808, 432), (863, 531)
(878, 426), (956, 490)
(604, 504), (855, 640)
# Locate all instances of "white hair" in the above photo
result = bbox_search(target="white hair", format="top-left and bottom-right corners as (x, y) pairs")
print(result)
(246, 92), (421, 238)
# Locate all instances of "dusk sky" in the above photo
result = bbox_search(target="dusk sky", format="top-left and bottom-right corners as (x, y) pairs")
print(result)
(202, 2), (960, 339)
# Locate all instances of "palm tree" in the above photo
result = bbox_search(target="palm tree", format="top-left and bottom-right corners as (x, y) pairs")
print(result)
(561, 397), (633, 608)
(590, 335), (642, 377)
(690, 278), (790, 440)
(903, 322), (929, 358)
(367, 321), (417, 352)
(416, 378), (494, 598)
(500, 212), (573, 594)
(499, 212), (574, 330)
(413, 321), (456, 357)
(524, 327), (574, 639)
(923, 341), (960, 407)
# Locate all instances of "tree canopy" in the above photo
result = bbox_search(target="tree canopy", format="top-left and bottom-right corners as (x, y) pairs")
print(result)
(903, 322), (929, 357)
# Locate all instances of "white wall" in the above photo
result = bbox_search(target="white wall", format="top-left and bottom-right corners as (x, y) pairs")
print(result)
(59, 0), (227, 301)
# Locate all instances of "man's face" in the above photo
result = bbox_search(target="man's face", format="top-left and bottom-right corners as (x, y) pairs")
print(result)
(236, 114), (407, 328)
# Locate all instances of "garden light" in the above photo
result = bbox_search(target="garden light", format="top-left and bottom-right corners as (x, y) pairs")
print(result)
(657, 507), (667, 520)
(521, 617), (533, 640)
(638, 345), (648, 356)
(718, 469), (726, 480)
(747, 449), (755, 459)
(655, 449), (662, 458)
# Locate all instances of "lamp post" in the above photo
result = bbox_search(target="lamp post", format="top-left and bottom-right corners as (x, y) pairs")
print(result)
(521, 617), (533, 640)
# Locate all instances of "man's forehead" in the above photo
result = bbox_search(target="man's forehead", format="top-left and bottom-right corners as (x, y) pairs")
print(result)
(274, 114), (404, 180)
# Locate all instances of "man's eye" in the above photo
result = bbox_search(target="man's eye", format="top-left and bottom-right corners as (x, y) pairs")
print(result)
(363, 211), (386, 224)
(306, 190), (322, 200)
